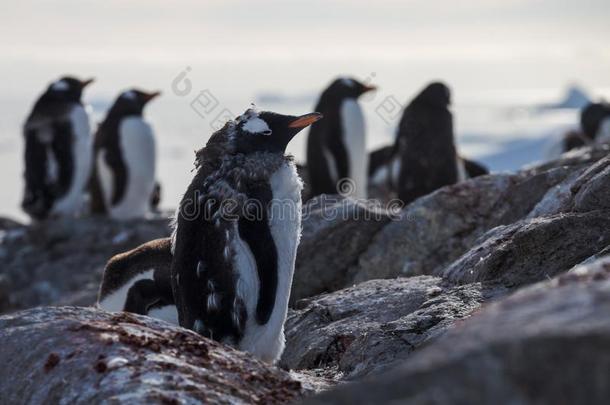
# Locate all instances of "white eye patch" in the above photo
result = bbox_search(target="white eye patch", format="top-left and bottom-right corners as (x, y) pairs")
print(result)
(237, 107), (272, 135)
(242, 116), (271, 135)
(121, 90), (136, 100)
(51, 80), (69, 91)
(341, 78), (355, 88)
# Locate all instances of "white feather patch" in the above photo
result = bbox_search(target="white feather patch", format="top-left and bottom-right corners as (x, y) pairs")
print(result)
(196, 261), (205, 278)
(51, 80), (69, 91)
(341, 78), (355, 87)
(242, 117), (271, 135)
(236, 107), (271, 135)
(104, 117), (156, 219)
(122, 90), (136, 100)
(340, 99), (368, 199)
(50, 105), (92, 216)
(207, 293), (220, 311)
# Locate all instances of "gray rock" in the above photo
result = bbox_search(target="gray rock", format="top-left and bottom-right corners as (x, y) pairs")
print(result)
(291, 196), (392, 304)
(352, 166), (574, 281)
(0, 306), (330, 405)
(305, 257), (610, 405)
(281, 277), (507, 380)
(443, 210), (610, 287)
(573, 155), (610, 212)
(527, 142), (610, 172)
(0, 215), (171, 313)
(528, 153), (610, 217)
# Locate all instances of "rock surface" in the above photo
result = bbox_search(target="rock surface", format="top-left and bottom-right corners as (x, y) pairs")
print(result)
(0, 306), (329, 404)
(345, 145), (610, 287)
(0, 215), (171, 313)
(443, 210), (610, 287)
(291, 195), (392, 304)
(282, 277), (507, 380)
(306, 257), (610, 405)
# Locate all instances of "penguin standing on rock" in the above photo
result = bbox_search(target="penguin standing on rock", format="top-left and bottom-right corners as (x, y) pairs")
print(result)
(574, 102), (610, 148)
(172, 107), (321, 363)
(393, 82), (482, 204)
(22, 76), (94, 220)
(307, 77), (375, 200)
(90, 89), (161, 219)
(97, 238), (177, 325)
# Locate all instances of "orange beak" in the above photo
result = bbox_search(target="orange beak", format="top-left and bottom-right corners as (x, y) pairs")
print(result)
(143, 91), (161, 102)
(288, 112), (323, 129)
(362, 84), (377, 93)
(80, 78), (95, 88)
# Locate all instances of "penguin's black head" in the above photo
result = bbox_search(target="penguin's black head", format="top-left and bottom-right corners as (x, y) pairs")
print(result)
(325, 77), (377, 100)
(111, 89), (161, 116)
(415, 82), (451, 108)
(229, 108), (323, 154)
(581, 102), (610, 139)
(44, 76), (95, 103)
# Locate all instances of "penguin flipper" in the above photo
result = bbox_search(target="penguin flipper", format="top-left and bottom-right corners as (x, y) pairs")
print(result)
(327, 129), (350, 181)
(88, 163), (108, 214)
(462, 157), (489, 178)
(50, 120), (75, 198)
(368, 145), (394, 177)
(307, 122), (339, 197)
(237, 181), (277, 325)
(107, 152), (128, 206)
(98, 238), (173, 313)
(22, 127), (53, 219)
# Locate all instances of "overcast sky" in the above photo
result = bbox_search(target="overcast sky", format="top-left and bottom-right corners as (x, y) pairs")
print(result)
(1, 0), (609, 97)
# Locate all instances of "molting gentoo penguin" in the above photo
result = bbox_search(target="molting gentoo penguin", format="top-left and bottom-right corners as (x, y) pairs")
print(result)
(22, 76), (94, 220)
(393, 82), (471, 204)
(306, 77), (375, 200)
(90, 89), (160, 219)
(171, 107), (321, 363)
(97, 238), (177, 325)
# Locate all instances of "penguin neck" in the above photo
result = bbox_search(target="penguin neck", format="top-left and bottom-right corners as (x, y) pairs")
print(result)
(98, 110), (144, 146)
(29, 96), (80, 122)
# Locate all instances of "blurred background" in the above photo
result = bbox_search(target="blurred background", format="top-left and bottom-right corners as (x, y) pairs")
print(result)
(1, 0), (609, 221)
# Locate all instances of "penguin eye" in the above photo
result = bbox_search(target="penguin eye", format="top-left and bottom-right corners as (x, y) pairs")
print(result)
(261, 129), (272, 136)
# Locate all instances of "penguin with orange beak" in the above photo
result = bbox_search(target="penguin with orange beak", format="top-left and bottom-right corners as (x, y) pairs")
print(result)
(90, 89), (161, 219)
(306, 77), (375, 200)
(22, 76), (95, 220)
(171, 107), (321, 363)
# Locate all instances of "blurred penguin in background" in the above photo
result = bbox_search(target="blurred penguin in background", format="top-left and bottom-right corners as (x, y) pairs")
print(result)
(368, 83), (487, 199)
(90, 89), (160, 219)
(390, 82), (487, 204)
(547, 101), (610, 158)
(306, 77), (376, 200)
(574, 102), (610, 148)
(22, 76), (94, 221)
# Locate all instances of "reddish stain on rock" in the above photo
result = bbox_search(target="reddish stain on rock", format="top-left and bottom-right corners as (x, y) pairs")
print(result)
(94, 360), (108, 373)
(44, 353), (60, 372)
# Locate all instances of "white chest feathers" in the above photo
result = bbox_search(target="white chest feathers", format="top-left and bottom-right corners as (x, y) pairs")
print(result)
(340, 99), (368, 199)
(232, 162), (303, 364)
(51, 105), (92, 216)
(98, 117), (156, 219)
(597, 117), (610, 144)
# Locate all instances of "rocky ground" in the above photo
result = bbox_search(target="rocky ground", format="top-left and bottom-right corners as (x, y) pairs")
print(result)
(0, 144), (609, 404)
